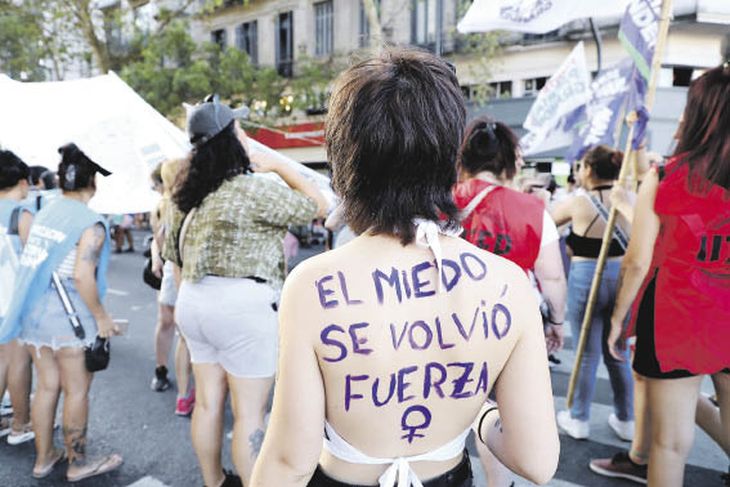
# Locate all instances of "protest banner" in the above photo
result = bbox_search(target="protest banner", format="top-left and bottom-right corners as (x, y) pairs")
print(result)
(458, 0), (628, 34)
(520, 42), (591, 155)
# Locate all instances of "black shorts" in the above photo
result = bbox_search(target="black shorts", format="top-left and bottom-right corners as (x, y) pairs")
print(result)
(633, 277), (730, 379)
(307, 451), (473, 487)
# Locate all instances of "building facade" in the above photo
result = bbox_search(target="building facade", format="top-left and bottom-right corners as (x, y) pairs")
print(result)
(192, 0), (730, 160)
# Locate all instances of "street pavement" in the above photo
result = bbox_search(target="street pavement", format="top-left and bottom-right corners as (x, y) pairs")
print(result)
(0, 233), (727, 486)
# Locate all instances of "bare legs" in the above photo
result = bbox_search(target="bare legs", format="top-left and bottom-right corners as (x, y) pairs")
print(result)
(29, 346), (61, 474)
(646, 375), (703, 487)
(175, 336), (192, 398)
(28, 345), (121, 480)
(629, 371), (651, 464)
(191, 363), (227, 487)
(0, 341), (32, 432)
(228, 375), (273, 484)
(189, 363), (273, 486)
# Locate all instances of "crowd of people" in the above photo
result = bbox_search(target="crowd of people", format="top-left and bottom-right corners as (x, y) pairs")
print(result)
(0, 47), (727, 487)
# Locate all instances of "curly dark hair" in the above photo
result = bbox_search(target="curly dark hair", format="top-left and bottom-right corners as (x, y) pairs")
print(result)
(173, 122), (251, 213)
(326, 48), (466, 245)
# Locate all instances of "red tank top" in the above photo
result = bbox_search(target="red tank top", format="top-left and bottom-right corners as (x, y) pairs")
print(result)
(630, 156), (730, 373)
(453, 179), (544, 272)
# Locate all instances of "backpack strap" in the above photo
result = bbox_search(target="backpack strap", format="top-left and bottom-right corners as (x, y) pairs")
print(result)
(8, 207), (21, 235)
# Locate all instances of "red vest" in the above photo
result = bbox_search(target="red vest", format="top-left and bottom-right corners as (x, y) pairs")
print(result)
(453, 179), (544, 273)
(630, 157), (730, 373)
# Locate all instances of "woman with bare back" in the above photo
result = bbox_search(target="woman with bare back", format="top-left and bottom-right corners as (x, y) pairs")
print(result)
(251, 48), (560, 487)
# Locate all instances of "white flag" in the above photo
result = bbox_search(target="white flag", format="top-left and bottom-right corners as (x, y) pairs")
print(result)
(458, 0), (629, 34)
(520, 42), (591, 155)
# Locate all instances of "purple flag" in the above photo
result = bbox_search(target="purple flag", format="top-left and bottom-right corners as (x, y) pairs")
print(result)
(617, 0), (661, 149)
(566, 59), (636, 161)
(618, 0), (661, 81)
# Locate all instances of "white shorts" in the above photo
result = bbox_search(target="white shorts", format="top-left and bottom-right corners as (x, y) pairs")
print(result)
(158, 261), (177, 307)
(175, 276), (278, 378)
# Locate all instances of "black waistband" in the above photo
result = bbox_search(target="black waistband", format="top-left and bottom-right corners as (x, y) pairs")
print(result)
(307, 451), (472, 487)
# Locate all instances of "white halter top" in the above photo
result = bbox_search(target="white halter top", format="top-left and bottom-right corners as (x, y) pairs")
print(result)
(322, 219), (468, 487)
(322, 421), (471, 487)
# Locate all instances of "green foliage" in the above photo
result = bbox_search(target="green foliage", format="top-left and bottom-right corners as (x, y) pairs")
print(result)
(0, 1), (47, 80)
(451, 0), (504, 105)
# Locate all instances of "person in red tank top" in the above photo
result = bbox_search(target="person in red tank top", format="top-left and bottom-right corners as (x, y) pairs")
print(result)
(606, 63), (730, 487)
(453, 118), (567, 487)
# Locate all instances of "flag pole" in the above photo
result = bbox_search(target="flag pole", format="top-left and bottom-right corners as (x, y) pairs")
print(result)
(566, 0), (673, 408)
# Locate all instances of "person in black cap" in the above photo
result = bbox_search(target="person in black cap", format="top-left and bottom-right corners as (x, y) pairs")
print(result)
(163, 95), (327, 487)
(0, 142), (123, 482)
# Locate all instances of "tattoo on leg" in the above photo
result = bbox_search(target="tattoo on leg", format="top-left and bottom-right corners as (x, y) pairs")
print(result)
(63, 426), (87, 464)
(248, 428), (265, 459)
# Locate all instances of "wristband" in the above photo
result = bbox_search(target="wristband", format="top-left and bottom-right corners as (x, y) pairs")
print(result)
(548, 319), (564, 326)
(477, 406), (499, 444)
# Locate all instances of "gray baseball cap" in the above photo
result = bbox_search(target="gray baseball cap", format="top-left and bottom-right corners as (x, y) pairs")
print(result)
(185, 94), (250, 148)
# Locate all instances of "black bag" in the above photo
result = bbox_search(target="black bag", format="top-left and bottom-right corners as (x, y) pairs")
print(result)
(143, 256), (162, 290)
(52, 273), (110, 373)
(85, 336), (110, 373)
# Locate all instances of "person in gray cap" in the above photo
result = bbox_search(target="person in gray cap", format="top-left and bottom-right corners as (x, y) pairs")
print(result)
(163, 95), (328, 487)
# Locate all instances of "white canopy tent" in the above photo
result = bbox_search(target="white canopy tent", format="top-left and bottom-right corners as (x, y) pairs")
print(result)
(0, 72), (335, 214)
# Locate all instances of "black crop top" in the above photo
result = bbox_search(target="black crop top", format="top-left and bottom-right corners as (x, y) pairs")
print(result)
(565, 185), (626, 258)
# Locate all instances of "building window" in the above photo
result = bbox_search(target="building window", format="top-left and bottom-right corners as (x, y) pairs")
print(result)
(236, 21), (258, 65)
(276, 12), (294, 77)
(314, 1), (334, 57)
(489, 81), (512, 99)
(359, 0), (381, 48)
(411, 0), (437, 46)
(211, 29), (227, 49)
(523, 77), (547, 96)
(672, 66), (693, 87)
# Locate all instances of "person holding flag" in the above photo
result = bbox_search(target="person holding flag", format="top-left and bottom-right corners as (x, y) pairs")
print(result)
(603, 63), (730, 487)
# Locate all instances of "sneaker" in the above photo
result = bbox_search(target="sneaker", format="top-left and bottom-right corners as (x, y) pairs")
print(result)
(151, 365), (171, 392)
(221, 470), (242, 487)
(608, 413), (634, 442)
(7, 423), (35, 445)
(557, 410), (589, 440)
(175, 388), (195, 416)
(589, 451), (648, 484)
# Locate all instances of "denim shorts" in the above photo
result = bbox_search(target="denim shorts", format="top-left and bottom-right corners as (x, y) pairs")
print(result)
(307, 452), (473, 487)
(19, 279), (98, 351)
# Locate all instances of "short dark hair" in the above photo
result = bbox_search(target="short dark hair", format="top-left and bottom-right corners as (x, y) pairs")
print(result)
(674, 64), (730, 190)
(0, 150), (30, 190)
(173, 122), (251, 213)
(29, 165), (49, 186)
(40, 170), (57, 190)
(459, 117), (519, 180)
(582, 145), (622, 181)
(326, 48), (466, 244)
(57, 143), (98, 191)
